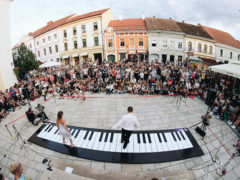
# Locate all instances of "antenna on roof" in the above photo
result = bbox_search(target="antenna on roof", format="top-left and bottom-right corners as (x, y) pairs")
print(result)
(142, 12), (145, 20)
(119, 15), (122, 21)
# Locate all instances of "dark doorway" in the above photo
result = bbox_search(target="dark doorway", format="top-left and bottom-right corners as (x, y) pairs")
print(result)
(94, 53), (102, 65)
(107, 55), (115, 63)
(162, 54), (167, 64)
(170, 55), (175, 63)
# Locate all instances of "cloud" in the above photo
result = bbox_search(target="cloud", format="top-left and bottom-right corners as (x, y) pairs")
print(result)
(10, 0), (240, 46)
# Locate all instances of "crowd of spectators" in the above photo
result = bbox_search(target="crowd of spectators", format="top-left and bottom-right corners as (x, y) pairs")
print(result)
(0, 60), (239, 129)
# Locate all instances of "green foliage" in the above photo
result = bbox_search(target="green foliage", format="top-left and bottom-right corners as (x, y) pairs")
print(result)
(13, 43), (38, 79)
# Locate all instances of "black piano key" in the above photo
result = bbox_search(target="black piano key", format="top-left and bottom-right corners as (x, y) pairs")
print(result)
(54, 129), (58, 134)
(137, 133), (141, 143)
(110, 133), (114, 143)
(84, 131), (90, 140)
(99, 132), (103, 142)
(157, 133), (162, 142)
(179, 131), (185, 140)
(171, 132), (177, 141)
(71, 129), (75, 136)
(45, 125), (51, 131)
(47, 125), (53, 132)
(88, 131), (94, 140)
(162, 133), (167, 142)
(147, 133), (152, 143)
(104, 132), (109, 142)
(142, 133), (146, 144)
(176, 132), (181, 141)
(74, 130), (80, 138)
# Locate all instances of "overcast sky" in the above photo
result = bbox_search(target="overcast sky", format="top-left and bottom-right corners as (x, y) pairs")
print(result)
(10, 0), (240, 46)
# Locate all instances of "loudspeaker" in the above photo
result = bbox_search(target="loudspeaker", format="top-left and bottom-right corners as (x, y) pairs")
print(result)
(195, 127), (206, 137)
(206, 88), (216, 106)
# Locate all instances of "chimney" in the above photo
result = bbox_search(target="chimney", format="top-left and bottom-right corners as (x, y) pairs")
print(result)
(182, 20), (185, 23)
(141, 12), (145, 20)
(119, 15), (122, 21)
(47, 21), (53, 25)
(197, 23), (201, 27)
(169, 17), (172, 20)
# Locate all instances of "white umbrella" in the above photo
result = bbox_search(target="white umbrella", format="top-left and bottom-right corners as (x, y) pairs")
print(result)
(39, 61), (62, 68)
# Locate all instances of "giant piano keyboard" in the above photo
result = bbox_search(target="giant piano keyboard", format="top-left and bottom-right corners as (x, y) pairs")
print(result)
(28, 123), (204, 164)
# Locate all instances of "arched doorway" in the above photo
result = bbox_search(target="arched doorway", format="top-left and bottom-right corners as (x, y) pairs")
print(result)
(107, 54), (115, 63)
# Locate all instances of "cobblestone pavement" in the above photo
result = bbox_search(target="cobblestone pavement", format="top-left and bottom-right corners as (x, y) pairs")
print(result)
(0, 93), (239, 180)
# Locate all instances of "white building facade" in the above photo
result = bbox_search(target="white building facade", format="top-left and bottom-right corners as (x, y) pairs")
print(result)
(0, 0), (17, 90)
(215, 43), (240, 63)
(34, 28), (61, 63)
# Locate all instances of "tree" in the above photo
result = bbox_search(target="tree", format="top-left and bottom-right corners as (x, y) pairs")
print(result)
(13, 43), (38, 79)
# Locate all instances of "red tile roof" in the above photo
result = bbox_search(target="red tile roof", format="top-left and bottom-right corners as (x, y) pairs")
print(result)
(108, 19), (147, 31)
(66, 8), (110, 24)
(203, 26), (240, 49)
(29, 14), (74, 37)
(145, 17), (182, 32)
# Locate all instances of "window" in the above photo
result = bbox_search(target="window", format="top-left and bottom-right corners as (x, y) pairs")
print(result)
(178, 42), (182, 49)
(37, 41), (39, 45)
(163, 41), (167, 47)
(152, 40), (157, 47)
(238, 54), (240, 60)
(169, 41), (174, 48)
(204, 45), (207, 53)
(44, 48), (46, 55)
(178, 56), (183, 62)
(73, 27), (77, 35)
(29, 44), (32, 48)
(49, 47), (52, 54)
(139, 38), (144, 47)
(198, 43), (202, 52)
(43, 38), (45, 43)
(74, 41), (78, 49)
(120, 38), (125, 47)
(38, 51), (40, 57)
(63, 30), (67, 38)
(55, 45), (58, 53)
(64, 43), (68, 51)
(54, 34), (57, 39)
(93, 22), (98, 31)
(220, 49), (223, 57)
(188, 41), (192, 51)
(108, 39), (113, 48)
(230, 52), (233, 59)
(82, 25), (86, 33)
(82, 39), (87, 47)
(130, 38), (134, 47)
(209, 46), (213, 54)
(48, 36), (51, 41)
(94, 37), (99, 46)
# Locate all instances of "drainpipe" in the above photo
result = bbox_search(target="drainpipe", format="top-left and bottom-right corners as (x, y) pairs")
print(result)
(101, 16), (105, 62)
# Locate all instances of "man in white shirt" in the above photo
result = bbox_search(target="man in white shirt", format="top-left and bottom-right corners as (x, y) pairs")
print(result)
(110, 107), (140, 149)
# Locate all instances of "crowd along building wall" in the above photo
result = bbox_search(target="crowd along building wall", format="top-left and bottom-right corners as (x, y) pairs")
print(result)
(0, 0), (17, 90)
(59, 8), (114, 65)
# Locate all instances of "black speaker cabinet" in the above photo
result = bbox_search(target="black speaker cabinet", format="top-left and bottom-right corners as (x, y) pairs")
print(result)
(206, 88), (216, 106)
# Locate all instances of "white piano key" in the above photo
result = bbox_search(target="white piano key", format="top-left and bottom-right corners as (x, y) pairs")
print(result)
(81, 131), (92, 148)
(48, 126), (58, 141)
(177, 131), (188, 149)
(92, 132), (101, 150)
(37, 124), (51, 138)
(76, 130), (87, 147)
(115, 133), (122, 152)
(86, 132), (97, 149)
(153, 133), (163, 152)
(150, 134), (158, 152)
(145, 134), (152, 152)
(72, 130), (79, 140)
(165, 133), (178, 151)
(159, 133), (168, 151)
(103, 133), (112, 152)
(164, 133), (175, 151)
(139, 133), (146, 153)
(98, 133), (106, 151)
(174, 132), (184, 150)
(182, 131), (193, 148)
(127, 135), (134, 153)
(110, 133), (118, 152)
(133, 134), (140, 153)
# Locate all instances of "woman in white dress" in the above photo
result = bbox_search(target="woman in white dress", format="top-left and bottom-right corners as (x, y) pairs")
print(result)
(56, 111), (74, 147)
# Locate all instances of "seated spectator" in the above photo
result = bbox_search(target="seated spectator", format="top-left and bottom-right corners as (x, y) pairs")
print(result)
(233, 139), (240, 157)
(8, 161), (28, 180)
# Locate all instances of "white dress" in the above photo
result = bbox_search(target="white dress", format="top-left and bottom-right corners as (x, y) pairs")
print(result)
(59, 124), (71, 139)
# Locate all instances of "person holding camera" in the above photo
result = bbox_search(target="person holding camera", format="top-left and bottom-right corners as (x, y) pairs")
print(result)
(26, 108), (40, 125)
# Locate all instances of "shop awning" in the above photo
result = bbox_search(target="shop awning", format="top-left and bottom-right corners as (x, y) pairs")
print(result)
(129, 51), (136, 54)
(62, 55), (69, 59)
(72, 54), (79, 58)
(209, 61), (240, 79)
(201, 58), (218, 66)
(80, 53), (88, 56)
(189, 56), (202, 64)
(137, 50), (147, 53)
